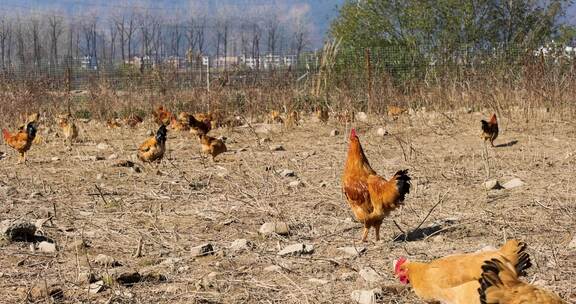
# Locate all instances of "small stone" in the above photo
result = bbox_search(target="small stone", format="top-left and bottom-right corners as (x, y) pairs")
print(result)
(337, 246), (366, 257)
(37, 241), (57, 253)
(568, 235), (576, 249)
(269, 144), (285, 151)
(190, 243), (215, 257)
(376, 127), (388, 136)
(1, 219), (36, 242)
(356, 112), (368, 122)
(288, 180), (303, 188)
(264, 265), (282, 272)
(501, 178), (525, 189)
(51, 157), (60, 162)
(94, 254), (119, 267)
(308, 278), (329, 285)
(278, 169), (295, 177)
(89, 281), (105, 294)
(351, 288), (383, 304)
(277, 243), (314, 256)
(108, 154), (118, 160)
(330, 129), (339, 136)
(230, 239), (255, 252)
(96, 143), (110, 150)
(484, 179), (501, 190)
(259, 222), (290, 236)
(359, 267), (382, 282)
(96, 174), (103, 180)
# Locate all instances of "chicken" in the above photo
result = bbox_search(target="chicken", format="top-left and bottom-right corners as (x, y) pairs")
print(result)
(137, 125), (167, 163)
(316, 106), (329, 123)
(387, 105), (407, 120)
(3, 122), (37, 164)
(342, 128), (411, 241)
(188, 114), (212, 136)
(107, 118), (122, 128)
(153, 106), (173, 126)
(19, 112), (40, 130)
(266, 110), (284, 124)
(198, 134), (227, 161)
(170, 112), (191, 131)
(481, 113), (498, 147)
(57, 114), (78, 145)
(284, 111), (299, 128)
(478, 258), (566, 304)
(394, 240), (531, 304)
(125, 114), (144, 128)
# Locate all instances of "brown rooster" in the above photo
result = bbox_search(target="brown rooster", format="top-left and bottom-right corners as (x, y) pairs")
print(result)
(481, 113), (498, 147)
(137, 125), (167, 163)
(3, 122), (37, 164)
(342, 128), (411, 241)
(189, 114), (212, 136)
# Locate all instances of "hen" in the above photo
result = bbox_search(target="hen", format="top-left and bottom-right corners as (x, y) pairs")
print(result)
(394, 240), (531, 304)
(138, 125), (167, 163)
(189, 114), (212, 136)
(481, 113), (498, 147)
(284, 111), (299, 128)
(170, 112), (191, 131)
(478, 258), (566, 304)
(198, 134), (227, 161)
(58, 114), (78, 145)
(125, 114), (144, 128)
(153, 106), (173, 126)
(342, 128), (411, 241)
(3, 122), (37, 164)
(316, 106), (329, 124)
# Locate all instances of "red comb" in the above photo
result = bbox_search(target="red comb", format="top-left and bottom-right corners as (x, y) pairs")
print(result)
(350, 128), (357, 138)
(395, 257), (407, 273)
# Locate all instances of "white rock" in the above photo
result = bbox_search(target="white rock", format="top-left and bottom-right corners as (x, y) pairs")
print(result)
(96, 174), (103, 180)
(269, 145), (285, 151)
(230, 239), (254, 252)
(37, 241), (57, 253)
(337, 246), (366, 257)
(308, 278), (328, 285)
(259, 222), (290, 236)
(89, 281), (105, 294)
(376, 127), (388, 136)
(483, 179), (501, 190)
(359, 267), (382, 282)
(277, 243), (314, 256)
(568, 235), (576, 249)
(51, 157), (60, 162)
(278, 169), (295, 177)
(108, 154), (118, 160)
(190, 243), (215, 257)
(350, 288), (382, 304)
(96, 143), (110, 150)
(288, 180), (303, 188)
(330, 129), (340, 137)
(356, 112), (368, 122)
(501, 178), (525, 189)
(264, 265), (282, 272)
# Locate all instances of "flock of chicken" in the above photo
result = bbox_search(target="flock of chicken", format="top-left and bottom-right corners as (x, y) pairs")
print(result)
(0, 107), (567, 303)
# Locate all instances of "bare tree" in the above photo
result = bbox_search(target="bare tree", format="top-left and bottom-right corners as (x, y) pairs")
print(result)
(170, 18), (183, 57)
(109, 24), (117, 64)
(0, 16), (13, 69)
(30, 17), (43, 68)
(112, 14), (126, 62)
(197, 16), (206, 55)
(265, 15), (280, 55)
(47, 14), (64, 67)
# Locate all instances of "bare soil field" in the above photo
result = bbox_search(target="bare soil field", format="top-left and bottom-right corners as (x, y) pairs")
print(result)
(0, 108), (575, 303)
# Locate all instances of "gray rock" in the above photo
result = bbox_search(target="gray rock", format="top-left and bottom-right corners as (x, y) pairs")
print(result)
(502, 178), (525, 189)
(230, 239), (255, 252)
(350, 288), (383, 304)
(330, 129), (340, 137)
(277, 243), (314, 256)
(278, 169), (295, 177)
(484, 179), (502, 190)
(94, 254), (120, 267)
(1, 219), (36, 242)
(359, 267), (382, 282)
(269, 144), (285, 151)
(337, 246), (366, 257)
(89, 281), (105, 294)
(37, 241), (57, 253)
(190, 243), (215, 257)
(259, 222), (290, 236)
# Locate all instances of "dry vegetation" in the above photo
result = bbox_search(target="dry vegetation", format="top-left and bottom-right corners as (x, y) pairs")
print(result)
(0, 85), (575, 303)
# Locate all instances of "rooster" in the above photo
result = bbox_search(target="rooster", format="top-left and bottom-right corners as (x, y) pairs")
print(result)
(3, 122), (37, 164)
(137, 125), (167, 163)
(394, 240), (531, 304)
(342, 128), (411, 241)
(58, 113), (78, 145)
(479, 258), (566, 304)
(189, 114), (212, 136)
(481, 113), (498, 147)
(198, 134), (227, 161)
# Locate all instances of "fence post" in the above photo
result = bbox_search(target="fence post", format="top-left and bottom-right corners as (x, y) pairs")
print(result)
(365, 48), (373, 113)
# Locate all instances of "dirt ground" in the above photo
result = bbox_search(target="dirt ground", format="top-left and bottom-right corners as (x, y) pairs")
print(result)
(0, 108), (575, 303)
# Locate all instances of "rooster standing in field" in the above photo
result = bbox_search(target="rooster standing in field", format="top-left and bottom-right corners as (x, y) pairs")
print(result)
(481, 113), (498, 147)
(342, 128), (411, 241)
(3, 122), (37, 164)
(138, 125), (167, 164)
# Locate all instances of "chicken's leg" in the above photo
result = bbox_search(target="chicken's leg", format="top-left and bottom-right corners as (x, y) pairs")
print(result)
(374, 223), (381, 241)
(361, 226), (369, 242)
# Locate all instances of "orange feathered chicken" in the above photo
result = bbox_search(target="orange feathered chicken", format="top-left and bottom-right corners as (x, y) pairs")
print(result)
(3, 122), (37, 164)
(481, 113), (498, 147)
(316, 106), (329, 123)
(479, 258), (566, 304)
(394, 240), (531, 304)
(57, 114), (78, 145)
(138, 125), (167, 163)
(199, 134), (227, 161)
(342, 128), (411, 241)
(153, 106), (173, 126)
(125, 114), (144, 128)
(188, 114), (212, 136)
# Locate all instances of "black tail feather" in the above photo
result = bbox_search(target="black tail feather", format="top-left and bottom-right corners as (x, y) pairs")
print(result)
(478, 259), (504, 304)
(394, 169), (411, 201)
(515, 242), (532, 276)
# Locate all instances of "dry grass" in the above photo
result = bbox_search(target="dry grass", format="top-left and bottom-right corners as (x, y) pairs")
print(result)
(0, 105), (575, 303)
